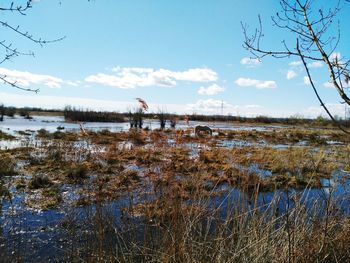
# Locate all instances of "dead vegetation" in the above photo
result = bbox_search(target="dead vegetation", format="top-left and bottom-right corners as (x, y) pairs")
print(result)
(1, 125), (350, 262)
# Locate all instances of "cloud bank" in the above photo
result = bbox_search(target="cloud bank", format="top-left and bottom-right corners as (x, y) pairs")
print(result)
(240, 57), (261, 67)
(0, 67), (80, 89)
(85, 67), (218, 89)
(235, 78), (277, 89)
(0, 68), (63, 89)
(198, 84), (224, 95)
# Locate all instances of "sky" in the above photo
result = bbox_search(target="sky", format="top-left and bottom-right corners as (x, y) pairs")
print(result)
(0, 0), (350, 118)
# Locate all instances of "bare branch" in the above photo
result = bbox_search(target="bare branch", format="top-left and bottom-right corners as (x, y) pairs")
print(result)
(0, 1), (32, 15)
(0, 75), (39, 93)
(297, 40), (349, 133)
(242, 0), (350, 132)
(0, 21), (66, 46)
(0, 1), (65, 93)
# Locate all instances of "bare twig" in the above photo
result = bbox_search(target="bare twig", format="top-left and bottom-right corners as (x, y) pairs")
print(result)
(0, 1), (65, 93)
(242, 0), (350, 133)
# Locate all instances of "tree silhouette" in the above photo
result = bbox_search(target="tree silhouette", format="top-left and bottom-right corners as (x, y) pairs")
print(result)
(242, 0), (350, 132)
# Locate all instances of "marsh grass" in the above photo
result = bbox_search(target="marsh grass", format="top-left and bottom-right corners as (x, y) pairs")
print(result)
(1, 126), (350, 262)
(0, 152), (17, 176)
(28, 174), (53, 189)
(0, 130), (15, 140)
(128, 129), (146, 145)
(0, 180), (10, 200)
(66, 162), (90, 183)
(54, 180), (350, 263)
(224, 128), (349, 146)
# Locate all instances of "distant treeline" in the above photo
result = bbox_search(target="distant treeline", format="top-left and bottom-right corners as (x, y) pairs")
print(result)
(1, 104), (349, 128)
(0, 105), (18, 118)
(175, 114), (350, 127)
(0, 105), (32, 119)
(63, 106), (126, 122)
(0, 105), (62, 120)
(140, 113), (349, 128)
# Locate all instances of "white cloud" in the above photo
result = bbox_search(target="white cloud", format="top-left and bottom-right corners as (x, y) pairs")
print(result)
(0, 67), (80, 89)
(245, 104), (261, 108)
(235, 78), (277, 89)
(186, 100), (350, 118)
(0, 92), (185, 113)
(0, 92), (271, 117)
(330, 52), (341, 61)
(286, 70), (297, 80)
(323, 80), (350, 88)
(85, 67), (218, 89)
(186, 99), (232, 113)
(240, 57), (261, 67)
(289, 61), (302, 67)
(0, 67), (64, 89)
(289, 60), (323, 69)
(186, 100), (293, 117)
(323, 81), (334, 88)
(306, 103), (349, 118)
(198, 84), (224, 95)
(308, 61), (323, 68)
(303, 76), (311, 85)
(66, 80), (81, 87)
(169, 68), (218, 82)
(2, 91), (347, 119)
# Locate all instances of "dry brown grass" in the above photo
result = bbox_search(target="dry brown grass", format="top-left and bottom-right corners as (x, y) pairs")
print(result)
(2, 126), (350, 262)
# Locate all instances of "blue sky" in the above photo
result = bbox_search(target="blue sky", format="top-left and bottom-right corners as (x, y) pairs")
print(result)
(0, 0), (349, 117)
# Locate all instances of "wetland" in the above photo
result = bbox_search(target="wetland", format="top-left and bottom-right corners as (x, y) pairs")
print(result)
(1, 115), (350, 262)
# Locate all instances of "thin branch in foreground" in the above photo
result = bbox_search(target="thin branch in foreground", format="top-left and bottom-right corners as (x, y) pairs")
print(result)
(0, 75), (39, 93)
(242, 0), (350, 133)
(297, 40), (349, 134)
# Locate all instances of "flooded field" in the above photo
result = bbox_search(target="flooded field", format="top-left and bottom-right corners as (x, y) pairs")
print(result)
(1, 115), (350, 262)
(0, 115), (287, 134)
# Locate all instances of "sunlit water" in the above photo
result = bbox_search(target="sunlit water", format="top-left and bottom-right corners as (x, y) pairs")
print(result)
(0, 115), (285, 135)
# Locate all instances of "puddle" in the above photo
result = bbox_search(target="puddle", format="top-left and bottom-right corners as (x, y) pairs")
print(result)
(0, 140), (24, 150)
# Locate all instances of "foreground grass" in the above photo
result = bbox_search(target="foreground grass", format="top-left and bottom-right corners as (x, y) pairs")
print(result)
(0, 126), (349, 262)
